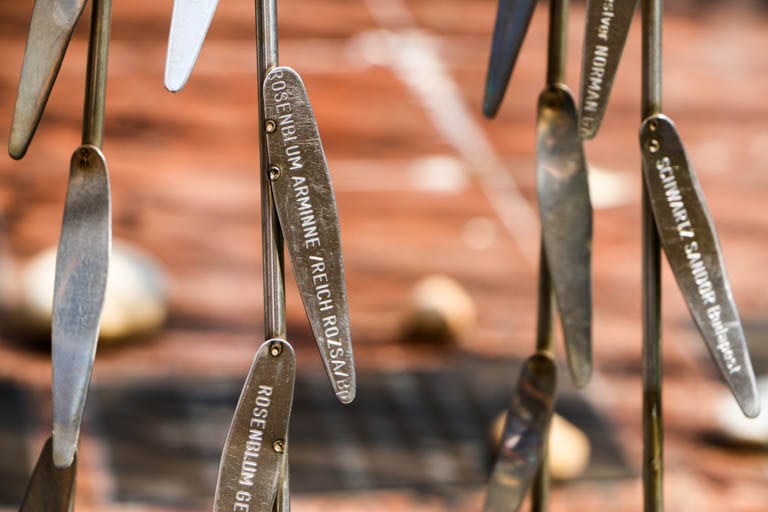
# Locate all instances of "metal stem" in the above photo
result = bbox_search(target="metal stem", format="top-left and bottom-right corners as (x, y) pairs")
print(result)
(274, 455), (290, 512)
(641, 1), (663, 510)
(256, 0), (286, 340)
(256, 0), (288, 508)
(533, 0), (569, 505)
(546, 0), (568, 86)
(535, 242), (555, 355)
(530, 434), (550, 511)
(641, 0), (662, 118)
(82, 0), (112, 148)
(531, 241), (554, 512)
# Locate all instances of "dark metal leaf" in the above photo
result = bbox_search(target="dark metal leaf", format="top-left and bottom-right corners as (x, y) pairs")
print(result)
(482, 0), (537, 118)
(483, 354), (557, 512)
(536, 85), (593, 388)
(10, 0), (87, 158)
(214, 339), (296, 512)
(264, 66), (355, 404)
(578, 0), (639, 139)
(640, 114), (759, 418)
(20, 438), (77, 512)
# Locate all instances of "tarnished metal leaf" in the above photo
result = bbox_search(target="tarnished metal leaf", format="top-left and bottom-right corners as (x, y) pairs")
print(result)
(640, 114), (759, 418)
(52, 145), (111, 468)
(263, 66), (355, 404)
(214, 339), (295, 512)
(578, 0), (639, 139)
(483, 354), (556, 512)
(536, 85), (593, 388)
(9, 0), (88, 158)
(20, 438), (77, 512)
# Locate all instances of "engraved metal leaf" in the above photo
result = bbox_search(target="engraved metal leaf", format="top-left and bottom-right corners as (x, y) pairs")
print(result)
(10, 0), (88, 158)
(263, 66), (355, 404)
(20, 438), (77, 512)
(536, 85), (593, 388)
(578, 0), (639, 140)
(214, 340), (295, 512)
(483, 354), (556, 512)
(52, 145), (111, 468)
(482, 0), (537, 118)
(164, 0), (220, 92)
(640, 114), (759, 418)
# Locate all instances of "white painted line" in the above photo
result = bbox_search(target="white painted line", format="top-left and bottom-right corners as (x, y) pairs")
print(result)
(354, 0), (540, 266)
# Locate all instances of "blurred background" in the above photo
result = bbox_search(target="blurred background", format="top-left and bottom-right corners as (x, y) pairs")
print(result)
(1, 0), (768, 510)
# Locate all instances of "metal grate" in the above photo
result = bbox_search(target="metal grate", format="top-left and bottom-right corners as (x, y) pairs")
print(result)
(0, 380), (33, 506)
(92, 357), (631, 507)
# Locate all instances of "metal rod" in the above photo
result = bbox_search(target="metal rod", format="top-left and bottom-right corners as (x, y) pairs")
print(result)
(641, 0), (663, 510)
(531, 242), (554, 512)
(532, 0), (569, 505)
(642, 186), (663, 512)
(256, 0), (288, 508)
(82, 0), (112, 148)
(641, 0), (662, 118)
(530, 433), (550, 511)
(546, 0), (568, 86)
(535, 243), (555, 355)
(256, 0), (286, 340)
(274, 456), (290, 512)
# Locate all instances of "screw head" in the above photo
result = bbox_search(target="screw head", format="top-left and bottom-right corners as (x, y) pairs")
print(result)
(269, 166), (281, 180)
(269, 341), (282, 357)
(265, 120), (276, 133)
(272, 439), (285, 453)
(649, 120), (658, 132)
(648, 139), (660, 154)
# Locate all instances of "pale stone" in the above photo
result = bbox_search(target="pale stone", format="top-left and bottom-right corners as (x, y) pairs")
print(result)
(399, 274), (478, 343)
(11, 240), (167, 344)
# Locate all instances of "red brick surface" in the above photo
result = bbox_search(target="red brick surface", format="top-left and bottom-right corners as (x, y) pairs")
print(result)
(1, 1), (768, 510)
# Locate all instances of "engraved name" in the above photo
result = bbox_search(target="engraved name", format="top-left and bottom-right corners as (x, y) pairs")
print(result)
(266, 70), (351, 399)
(656, 156), (741, 374)
(580, 0), (616, 134)
(233, 385), (273, 512)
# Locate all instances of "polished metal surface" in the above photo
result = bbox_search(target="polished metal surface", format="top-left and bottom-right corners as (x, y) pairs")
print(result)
(264, 66), (355, 404)
(214, 339), (296, 512)
(52, 145), (111, 468)
(578, 0), (639, 139)
(9, 0), (87, 159)
(483, 354), (556, 512)
(640, 114), (759, 418)
(482, 0), (536, 117)
(536, 84), (593, 388)
(19, 438), (77, 512)
(165, 0), (220, 91)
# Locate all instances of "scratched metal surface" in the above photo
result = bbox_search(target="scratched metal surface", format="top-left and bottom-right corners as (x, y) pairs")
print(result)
(1, 1), (768, 511)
